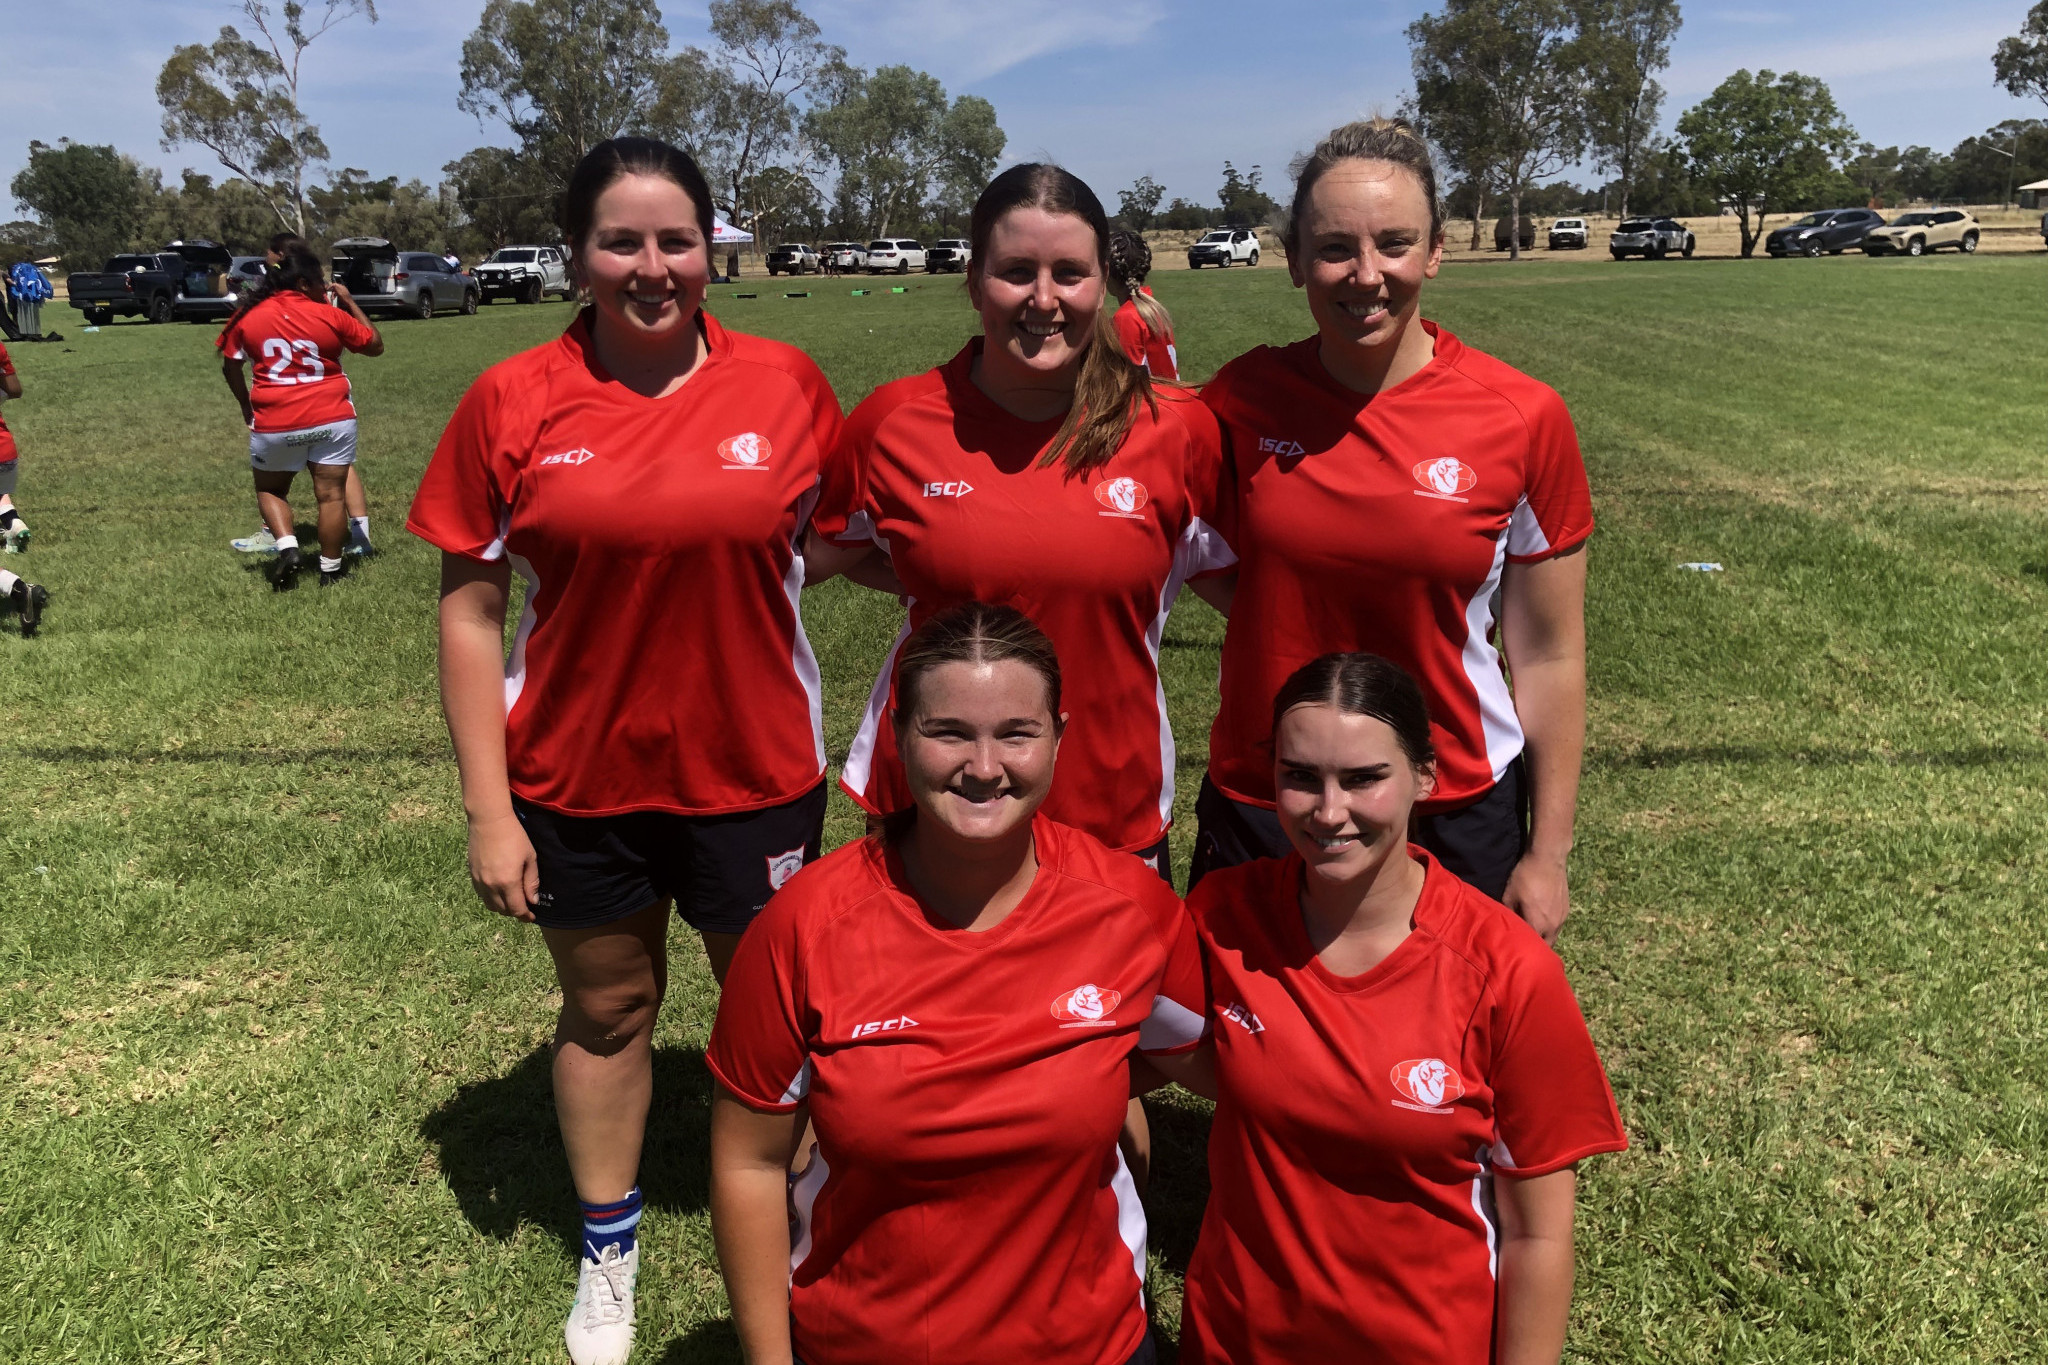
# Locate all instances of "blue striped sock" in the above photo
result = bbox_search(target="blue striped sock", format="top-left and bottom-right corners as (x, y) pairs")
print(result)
(579, 1186), (643, 1263)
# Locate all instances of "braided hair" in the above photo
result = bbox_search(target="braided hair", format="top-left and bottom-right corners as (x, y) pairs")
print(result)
(1106, 228), (1176, 379)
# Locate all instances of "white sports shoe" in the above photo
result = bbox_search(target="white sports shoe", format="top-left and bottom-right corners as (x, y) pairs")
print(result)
(232, 527), (277, 554)
(564, 1243), (638, 1365)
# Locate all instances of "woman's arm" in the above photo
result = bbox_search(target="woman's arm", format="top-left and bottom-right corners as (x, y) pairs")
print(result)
(1494, 1165), (1578, 1365)
(801, 528), (904, 596)
(220, 356), (254, 426)
(329, 280), (385, 356)
(437, 552), (539, 920)
(711, 1087), (805, 1365)
(1, 369), (21, 400)
(1188, 570), (1236, 617)
(1498, 543), (1587, 945)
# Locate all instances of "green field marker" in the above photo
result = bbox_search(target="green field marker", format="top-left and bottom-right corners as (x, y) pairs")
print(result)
(732, 292), (757, 299)
(850, 288), (869, 295)
(891, 286), (907, 293)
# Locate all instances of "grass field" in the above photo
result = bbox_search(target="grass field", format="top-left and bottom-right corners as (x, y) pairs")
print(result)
(4, 253), (2046, 1363)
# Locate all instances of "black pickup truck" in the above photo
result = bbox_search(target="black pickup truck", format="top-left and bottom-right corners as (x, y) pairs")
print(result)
(66, 241), (239, 325)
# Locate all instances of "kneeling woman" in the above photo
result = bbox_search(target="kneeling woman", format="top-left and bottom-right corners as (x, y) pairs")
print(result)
(709, 602), (1204, 1365)
(1160, 652), (1625, 1365)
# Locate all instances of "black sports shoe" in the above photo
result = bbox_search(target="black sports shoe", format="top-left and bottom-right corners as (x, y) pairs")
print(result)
(270, 545), (302, 592)
(11, 578), (46, 636)
(319, 567), (347, 588)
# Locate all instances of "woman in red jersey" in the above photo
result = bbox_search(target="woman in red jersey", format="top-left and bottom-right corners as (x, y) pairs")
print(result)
(217, 240), (384, 590)
(0, 341), (48, 634)
(408, 138), (846, 1365)
(1107, 228), (1178, 381)
(1190, 118), (1592, 942)
(814, 163), (1229, 884)
(1156, 652), (1624, 1365)
(709, 603), (1205, 1365)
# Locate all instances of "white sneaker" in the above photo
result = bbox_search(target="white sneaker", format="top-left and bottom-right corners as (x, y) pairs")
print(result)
(564, 1243), (638, 1365)
(0, 522), (23, 553)
(232, 527), (277, 554)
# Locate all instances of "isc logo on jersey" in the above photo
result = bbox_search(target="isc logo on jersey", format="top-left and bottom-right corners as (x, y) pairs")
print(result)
(1257, 436), (1305, 458)
(539, 447), (597, 467)
(718, 432), (772, 470)
(1051, 983), (1122, 1027)
(851, 1014), (919, 1039)
(1093, 477), (1148, 520)
(1389, 1057), (1467, 1114)
(1411, 456), (1477, 502)
(922, 480), (974, 497)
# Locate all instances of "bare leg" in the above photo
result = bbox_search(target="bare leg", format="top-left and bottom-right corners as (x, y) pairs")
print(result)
(309, 462), (348, 561)
(700, 929), (742, 986)
(542, 901), (670, 1204)
(253, 469), (297, 539)
(343, 463), (369, 520)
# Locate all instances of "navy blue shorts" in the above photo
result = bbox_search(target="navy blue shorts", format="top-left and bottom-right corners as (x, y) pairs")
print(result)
(513, 781), (827, 936)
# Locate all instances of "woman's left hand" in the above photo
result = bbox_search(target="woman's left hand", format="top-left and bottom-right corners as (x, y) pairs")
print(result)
(1503, 853), (1569, 946)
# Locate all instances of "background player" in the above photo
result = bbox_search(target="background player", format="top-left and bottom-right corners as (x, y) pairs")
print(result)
(708, 603), (1204, 1365)
(0, 338), (46, 633)
(1156, 652), (1625, 1364)
(1107, 228), (1178, 380)
(217, 241), (383, 589)
(409, 137), (845, 1365)
(1192, 117), (1592, 942)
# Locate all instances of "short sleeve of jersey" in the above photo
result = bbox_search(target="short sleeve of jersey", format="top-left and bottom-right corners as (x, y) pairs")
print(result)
(811, 389), (882, 546)
(406, 366), (530, 562)
(337, 308), (377, 353)
(1139, 902), (1209, 1055)
(1486, 947), (1626, 1177)
(1504, 386), (1592, 563)
(216, 315), (247, 362)
(705, 892), (813, 1112)
(1170, 393), (1236, 578)
(0, 342), (15, 376)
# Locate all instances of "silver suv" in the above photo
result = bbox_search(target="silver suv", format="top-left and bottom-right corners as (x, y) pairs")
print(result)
(474, 245), (571, 304)
(1609, 217), (1696, 260)
(331, 239), (479, 318)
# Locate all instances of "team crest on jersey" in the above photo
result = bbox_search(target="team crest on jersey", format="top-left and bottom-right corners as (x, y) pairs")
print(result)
(1390, 1057), (1466, 1113)
(1051, 983), (1122, 1027)
(1093, 477), (1148, 520)
(765, 847), (806, 890)
(719, 432), (772, 470)
(1411, 456), (1477, 502)
(539, 447), (597, 467)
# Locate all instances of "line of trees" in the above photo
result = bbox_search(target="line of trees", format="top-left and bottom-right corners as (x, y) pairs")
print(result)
(1112, 163), (1279, 234)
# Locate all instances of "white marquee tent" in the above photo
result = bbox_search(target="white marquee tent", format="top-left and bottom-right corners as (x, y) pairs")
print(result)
(712, 216), (753, 244)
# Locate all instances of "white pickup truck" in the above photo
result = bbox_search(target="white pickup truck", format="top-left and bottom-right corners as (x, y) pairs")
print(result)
(1187, 228), (1260, 268)
(473, 245), (572, 304)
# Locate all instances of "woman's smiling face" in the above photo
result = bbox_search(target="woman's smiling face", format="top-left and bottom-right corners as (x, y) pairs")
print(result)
(574, 172), (711, 345)
(1291, 157), (1442, 356)
(897, 658), (1064, 845)
(967, 206), (1106, 387)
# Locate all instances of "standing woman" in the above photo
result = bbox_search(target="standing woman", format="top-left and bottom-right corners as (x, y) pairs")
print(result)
(408, 137), (845, 1365)
(1107, 228), (1178, 380)
(816, 163), (1227, 880)
(1192, 118), (1593, 941)
(217, 240), (383, 590)
(0, 340), (48, 633)
(709, 602), (1205, 1365)
(1159, 652), (1625, 1364)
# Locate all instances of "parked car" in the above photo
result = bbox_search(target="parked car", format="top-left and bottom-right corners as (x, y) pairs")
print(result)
(1494, 214), (1536, 250)
(1547, 217), (1589, 250)
(1765, 208), (1886, 257)
(927, 239), (971, 273)
(1610, 217), (1696, 259)
(822, 241), (868, 271)
(65, 241), (238, 325)
(1188, 228), (1260, 268)
(864, 239), (927, 274)
(766, 243), (820, 275)
(1861, 209), (1980, 257)
(473, 245), (571, 303)
(331, 239), (478, 318)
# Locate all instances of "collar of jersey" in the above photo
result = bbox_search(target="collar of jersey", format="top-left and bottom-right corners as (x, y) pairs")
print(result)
(1283, 844), (1445, 995)
(563, 306), (723, 399)
(874, 811), (1061, 950)
(944, 337), (1072, 438)
(1284, 318), (1459, 411)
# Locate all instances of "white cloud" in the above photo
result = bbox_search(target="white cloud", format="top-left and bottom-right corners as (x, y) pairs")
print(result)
(813, 0), (1166, 83)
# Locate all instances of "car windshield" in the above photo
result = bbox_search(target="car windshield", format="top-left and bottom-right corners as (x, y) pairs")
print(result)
(1617, 221), (1652, 232)
(1199, 231), (1232, 243)
(868, 241), (893, 250)
(489, 249), (537, 263)
(1889, 212), (1933, 226)
(1555, 220), (1583, 227)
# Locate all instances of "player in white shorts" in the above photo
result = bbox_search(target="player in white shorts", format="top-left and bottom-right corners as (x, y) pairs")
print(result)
(217, 241), (383, 590)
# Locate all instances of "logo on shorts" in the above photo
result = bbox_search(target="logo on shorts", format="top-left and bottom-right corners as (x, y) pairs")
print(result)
(284, 427), (335, 446)
(1093, 477), (1148, 520)
(1257, 435), (1305, 458)
(539, 447), (597, 467)
(1411, 457), (1477, 502)
(1390, 1057), (1466, 1113)
(765, 847), (806, 891)
(1051, 983), (1122, 1027)
(718, 432), (771, 470)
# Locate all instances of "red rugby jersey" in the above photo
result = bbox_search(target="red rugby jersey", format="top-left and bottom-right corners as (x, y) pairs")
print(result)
(407, 310), (844, 816)
(706, 815), (1207, 1365)
(216, 292), (377, 432)
(815, 339), (1229, 851)
(1113, 293), (1179, 380)
(0, 342), (15, 461)
(1200, 322), (1593, 812)
(1179, 848), (1626, 1365)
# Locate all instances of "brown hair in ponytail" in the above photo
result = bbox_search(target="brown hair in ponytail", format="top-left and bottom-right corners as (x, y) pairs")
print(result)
(968, 164), (1155, 476)
(1107, 228), (1175, 361)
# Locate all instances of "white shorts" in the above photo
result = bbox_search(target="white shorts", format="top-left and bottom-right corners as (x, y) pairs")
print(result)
(249, 419), (358, 473)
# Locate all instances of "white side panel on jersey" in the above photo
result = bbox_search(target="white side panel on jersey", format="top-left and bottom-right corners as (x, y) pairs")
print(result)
(1183, 514), (1238, 576)
(503, 551), (540, 714)
(1470, 1143), (1502, 1281)
(1110, 1146), (1149, 1297)
(1141, 521), (1208, 830)
(841, 615), (912, 800)
(839, 509), (876, 545)
(1138, 995), (1207, 1053)
(480, 504), (512, 562)
(1460, 531), (1525, 782)
(1505, 492), (1553, 559)
(786, 482), (828, 770)
(778, 1057), (813, 1105)
(787, 1142), (829, 1278)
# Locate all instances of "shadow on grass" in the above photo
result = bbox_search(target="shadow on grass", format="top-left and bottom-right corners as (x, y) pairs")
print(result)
(419, 1042), (716, 1259)
(650, 1318), (742, 1363)
(1143, 1091), (1212, 1359)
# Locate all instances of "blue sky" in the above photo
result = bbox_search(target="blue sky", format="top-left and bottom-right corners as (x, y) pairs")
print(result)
(3, 0), (2041, 218)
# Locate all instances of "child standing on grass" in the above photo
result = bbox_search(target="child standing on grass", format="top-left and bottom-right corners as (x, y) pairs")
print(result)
(0, 340), (48, 634)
